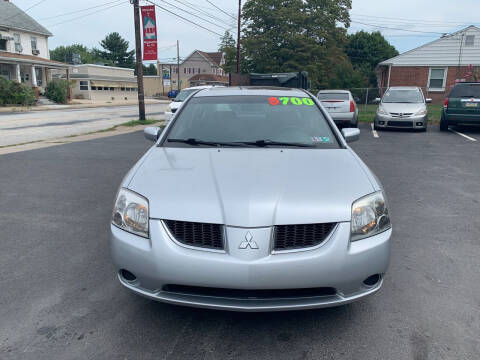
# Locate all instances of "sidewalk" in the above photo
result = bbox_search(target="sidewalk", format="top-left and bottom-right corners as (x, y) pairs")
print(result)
(0, 98), (170, 113)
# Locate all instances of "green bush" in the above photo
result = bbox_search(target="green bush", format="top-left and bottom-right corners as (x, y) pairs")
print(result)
(0, 77), (36, 106)
(45, 79), (70, 104)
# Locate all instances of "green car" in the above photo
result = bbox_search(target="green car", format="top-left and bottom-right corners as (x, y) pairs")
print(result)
(441, 82), (480, 131)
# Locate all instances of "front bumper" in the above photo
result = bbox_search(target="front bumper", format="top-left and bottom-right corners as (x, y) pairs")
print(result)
(374, 113), (428, 129)
(111, 221), (391, 312)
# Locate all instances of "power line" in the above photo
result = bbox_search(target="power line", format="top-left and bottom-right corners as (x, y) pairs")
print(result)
(174, 0), (233, 27)
(46, 1), (128, 28)
(38, 0), (124, 21)
(146, 0), (223, 37)
(351, 13), (480, 26)
(205, 0), (236, 21)
(157, 0), (231, 31)
(351, 20), (445, 35)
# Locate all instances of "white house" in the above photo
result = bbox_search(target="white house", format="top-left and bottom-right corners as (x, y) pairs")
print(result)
(0, 0), (66, 90)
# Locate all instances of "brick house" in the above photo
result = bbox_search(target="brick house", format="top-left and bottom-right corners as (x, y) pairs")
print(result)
(376, 26), (480, 104)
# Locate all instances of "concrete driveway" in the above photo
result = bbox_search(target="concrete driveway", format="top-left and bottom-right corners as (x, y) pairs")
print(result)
(0, 102), (168, 147)
(0, 124), (479, 359)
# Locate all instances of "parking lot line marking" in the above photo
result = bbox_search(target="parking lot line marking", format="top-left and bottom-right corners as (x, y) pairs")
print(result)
(371, 123), (379, 138)
(449, 129), (477, 142)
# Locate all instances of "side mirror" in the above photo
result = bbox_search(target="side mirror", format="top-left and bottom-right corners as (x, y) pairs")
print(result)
(144, 126), (161, 142)
(341, 128), (360, 143)
(426, 98), (432, 104)
(373, 98), (381, 104)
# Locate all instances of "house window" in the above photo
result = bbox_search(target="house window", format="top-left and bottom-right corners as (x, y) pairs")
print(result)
(0, 39), (6, 51)
(428, 68), (447, 90)
(79, 81), (89, 90)
(104, 87), (109, 91)
(188, 68), (191, 74)
(91, 86), (97, 90)
(31, 37), (37, 50)
(465, 35), (475, 46)
(120, 87), (125, 91)
(14, 34), (22, 52)
(198, 68), (201, 74)
(183, 68), (186, 74)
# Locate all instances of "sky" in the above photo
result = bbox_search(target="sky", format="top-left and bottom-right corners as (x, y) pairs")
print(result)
(10, 0), (480, 63)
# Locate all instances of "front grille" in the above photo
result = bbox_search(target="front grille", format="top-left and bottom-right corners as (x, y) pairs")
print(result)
(390, 112), (413, 118)
(163, 284), (336, 299)
(164, 220), (224, 250)
(273, 223), (336, 251)
(388, 120), (413, 127)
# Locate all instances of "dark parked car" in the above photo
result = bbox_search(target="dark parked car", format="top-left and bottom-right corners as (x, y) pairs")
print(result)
(441, 82), (480, 131)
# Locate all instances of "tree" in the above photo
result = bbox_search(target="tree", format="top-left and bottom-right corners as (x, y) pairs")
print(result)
(218, 31), (237, 74)
(345, 31), (399, 87)
(94, 32), (135, 68)
(241, 0), (352, 89)
(137, 63), (158, 76)
(50, 44), (101, 64)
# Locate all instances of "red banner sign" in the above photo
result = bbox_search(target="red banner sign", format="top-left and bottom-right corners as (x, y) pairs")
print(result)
(141, 5), (157, 61)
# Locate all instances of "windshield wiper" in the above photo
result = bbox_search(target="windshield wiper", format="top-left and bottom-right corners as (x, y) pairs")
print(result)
(235, 139), (314, 148)
(167, 138), (244, 147)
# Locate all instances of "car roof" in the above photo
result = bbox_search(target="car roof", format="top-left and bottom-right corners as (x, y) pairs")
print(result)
(193, 86), (308, 97)
(183, 85), (224, 91)
(317, 90), (351, 94)
(387, 86), (421, 90)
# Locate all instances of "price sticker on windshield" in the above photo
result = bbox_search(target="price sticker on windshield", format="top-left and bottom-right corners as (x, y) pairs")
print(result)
(268, 97), (315, 106)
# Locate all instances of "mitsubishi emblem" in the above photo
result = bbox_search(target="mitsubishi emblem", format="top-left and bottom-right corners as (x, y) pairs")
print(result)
(239, 231), (259, 249)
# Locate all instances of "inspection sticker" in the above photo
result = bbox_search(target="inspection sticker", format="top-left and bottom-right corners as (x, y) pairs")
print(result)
(312, 137), (331, 143)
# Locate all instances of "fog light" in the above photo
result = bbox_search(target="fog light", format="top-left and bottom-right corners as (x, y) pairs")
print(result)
(363, 274), (381, 287)
(416, 122), (423, 126)
(120, 269), (137, 282)
(379, 121), (385, 125)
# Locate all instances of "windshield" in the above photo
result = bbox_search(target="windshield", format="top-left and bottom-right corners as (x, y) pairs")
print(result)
(174, 89), (198, 102)
(382, 89), (424, 103)
(449, 83), (480, 98)
(318, 93), (349, 101)
(163, 95), (340, 148)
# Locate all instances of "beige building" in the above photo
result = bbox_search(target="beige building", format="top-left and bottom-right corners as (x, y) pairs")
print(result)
(54, 64), (138, 101)
(149, 50), (227, 95)
(0, 0), (67, 91)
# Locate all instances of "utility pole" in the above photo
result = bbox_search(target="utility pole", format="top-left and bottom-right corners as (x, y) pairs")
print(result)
(132, 0), (146, 121)
(236, 0), (241, 74)
(177, 40), (180, 91)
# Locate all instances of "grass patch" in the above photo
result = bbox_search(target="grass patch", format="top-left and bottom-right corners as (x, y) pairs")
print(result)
(357, 104), (443, 124)
(121, 119), (160, 127)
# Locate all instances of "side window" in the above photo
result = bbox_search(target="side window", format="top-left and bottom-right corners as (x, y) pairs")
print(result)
(428, 68), (446, 90)
(31, 37), (37, 50)
(14, 34), (22, 52)
(79, 81), (89, 90)
(465, 35), (475, 46)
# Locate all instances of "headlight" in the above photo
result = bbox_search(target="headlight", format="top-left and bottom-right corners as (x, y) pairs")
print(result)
(377, 107), (387, 115)
(112, 188), (149, 238)
(351, 191), (391, 241)
(415, 108), (428, 116)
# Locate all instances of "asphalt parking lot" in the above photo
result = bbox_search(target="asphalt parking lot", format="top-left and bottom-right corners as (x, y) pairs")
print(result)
(0, 123), (479, 359)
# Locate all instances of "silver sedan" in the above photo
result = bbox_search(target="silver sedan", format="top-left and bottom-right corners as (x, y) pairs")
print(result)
(374, 87), (431, 131)
(110, 87), (392, 311)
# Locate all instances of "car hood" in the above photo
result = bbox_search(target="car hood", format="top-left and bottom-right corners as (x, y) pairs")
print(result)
(381, 102), (425, 113)
(128, 148), (375, 227)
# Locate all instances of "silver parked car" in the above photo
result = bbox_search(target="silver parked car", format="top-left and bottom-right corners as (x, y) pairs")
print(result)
(317, 90), (358, 127)
(111, 87), (392, 312)
(374, 87), (431, 131)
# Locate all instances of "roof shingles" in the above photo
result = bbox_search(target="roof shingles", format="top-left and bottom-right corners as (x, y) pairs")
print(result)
(0, 1), (52, 36)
